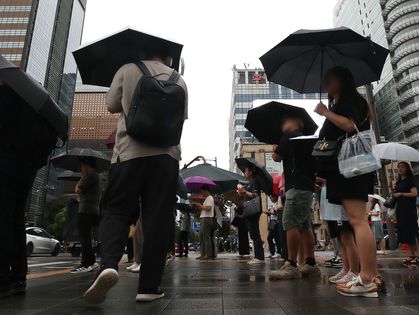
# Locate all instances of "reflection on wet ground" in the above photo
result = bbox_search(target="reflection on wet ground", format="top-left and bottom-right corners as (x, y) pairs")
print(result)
(1, 253), (419, 314)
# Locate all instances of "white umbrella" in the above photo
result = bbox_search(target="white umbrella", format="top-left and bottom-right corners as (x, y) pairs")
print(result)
(375, 142), (419, 162)
(368, 194), (386, 203)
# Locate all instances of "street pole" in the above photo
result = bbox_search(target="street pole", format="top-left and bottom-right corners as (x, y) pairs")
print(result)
(365, 83), (398, 250)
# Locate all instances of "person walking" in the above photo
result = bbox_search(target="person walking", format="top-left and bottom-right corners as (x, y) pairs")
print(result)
(84, 47), (188, 304)
(369, 198), (386, 255)
(314, 66), (381, 297)
(196, 185), (215, 260)
(71, 157), (100, 274)
(238, 167), (265, 265)
(0, 83), (57, 297)
(265, 195), (282, 259)
(269, 117), (320, 280)
(392, 162), (419, 265)
(126, 218), (143, 273)
(177, 212), (191, 258)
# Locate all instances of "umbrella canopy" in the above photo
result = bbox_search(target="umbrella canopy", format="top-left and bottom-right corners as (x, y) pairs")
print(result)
(245, 101), (318, 144)
(0, 55), (68, 140)
(375, 143), (419, 162)
(105, 129), (117, 150)
(260, 27), (389, 93)
(184, 176), (217, 193)
(235, 157), (273, 195)
(57, 170), (82, 181)
(368, 194), (386, 203)
(50, 148), (111, 173)
(177, 175), (187, 199)
(73, 27), (183, 87)
(180, 164), (246, 193)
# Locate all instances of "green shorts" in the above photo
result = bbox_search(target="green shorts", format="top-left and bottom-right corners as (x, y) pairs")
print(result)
(283, 188), (313, 231)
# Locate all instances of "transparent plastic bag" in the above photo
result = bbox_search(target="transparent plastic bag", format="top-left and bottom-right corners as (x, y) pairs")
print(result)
(319, 186), (348, 221)
(338, 127), (381, 178)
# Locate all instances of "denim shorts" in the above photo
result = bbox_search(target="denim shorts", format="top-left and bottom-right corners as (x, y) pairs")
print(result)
(283, 188), (313, 231)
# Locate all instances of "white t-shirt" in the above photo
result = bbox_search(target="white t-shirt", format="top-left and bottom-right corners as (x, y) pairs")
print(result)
(200, 196), (214, 218)
(371, 204), (381, 221)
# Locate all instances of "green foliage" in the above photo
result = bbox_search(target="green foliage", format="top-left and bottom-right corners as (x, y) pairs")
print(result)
(44, 195), (70, 228)
(47, 207), (67, 241)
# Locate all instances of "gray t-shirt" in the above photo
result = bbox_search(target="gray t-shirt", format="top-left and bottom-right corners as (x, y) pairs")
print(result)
(78, 171), (100, 215)
(106, 61), (188, 163)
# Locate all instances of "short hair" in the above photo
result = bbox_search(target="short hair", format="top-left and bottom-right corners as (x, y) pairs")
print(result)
(144, 42), (170, 60)
(80, 157), (97, 169)
(200, 185), (210, 192)
(282, 116), (304, 130)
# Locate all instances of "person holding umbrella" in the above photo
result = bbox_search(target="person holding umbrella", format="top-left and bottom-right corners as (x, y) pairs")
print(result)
(269, 117), (319, 280)
(314, 67), (380, 297)
(391, 162), (419, 265)
(195, 185), (215, 260)
(84, 42), (188, 304)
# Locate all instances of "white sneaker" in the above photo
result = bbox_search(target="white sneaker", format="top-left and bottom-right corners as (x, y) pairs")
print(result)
(329, 269), (348, 284)
(130, 264), (141, 273)
(126, 263), (139, 271)
(272, 254), (281, 258)
(84, 268), (119, 304)
(136, 291), (165, 302)
(335, 271), (358, 285)
(70, 265), (89, 274)
(265, 254), (273, 259)
(336, 275), (379, 298)
(247, 258), (265, 265)
(377, 250), (386, 255)
(87, 262), (99, 272)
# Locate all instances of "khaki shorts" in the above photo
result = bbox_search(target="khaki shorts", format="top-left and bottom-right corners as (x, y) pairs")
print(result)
(283, 188), (313, 231)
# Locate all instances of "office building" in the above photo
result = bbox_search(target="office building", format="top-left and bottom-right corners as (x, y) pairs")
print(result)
(334, 0), (419, 172)
(229, 66), (322, 171)
(0, 0), (87, 225)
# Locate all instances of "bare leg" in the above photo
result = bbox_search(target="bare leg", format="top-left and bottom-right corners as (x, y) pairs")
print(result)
(340, 230), (360, 274)
(302, 228), (315, 261)
(342, 199), (377, 282)
(286, 228), (300, 262)
(338, 239), (349, 272)
(379, 239), (386, 253)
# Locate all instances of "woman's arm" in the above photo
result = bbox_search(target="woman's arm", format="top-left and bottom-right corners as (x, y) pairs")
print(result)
(314, 102), (356, 133)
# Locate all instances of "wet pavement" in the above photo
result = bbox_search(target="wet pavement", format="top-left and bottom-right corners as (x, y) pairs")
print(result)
(1, 252), (419, 314)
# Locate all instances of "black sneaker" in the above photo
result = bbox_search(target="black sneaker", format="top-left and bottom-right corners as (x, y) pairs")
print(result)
(136, 288), (165, 302)
(10, 281), (26, 295)
(331, 258), (343, 268)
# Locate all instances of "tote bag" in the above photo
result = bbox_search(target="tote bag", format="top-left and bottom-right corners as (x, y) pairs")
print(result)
(242, 196), (261, 217)
(319, 186), (348, 221)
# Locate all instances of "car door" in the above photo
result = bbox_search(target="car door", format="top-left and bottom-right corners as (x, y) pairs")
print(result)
(38, 229), (55, 253)
(32, 228), (50, 253)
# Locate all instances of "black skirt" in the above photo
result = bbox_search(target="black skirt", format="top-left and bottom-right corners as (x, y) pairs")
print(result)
(326, 172), (374, 205)
(396, 198), (419, 244)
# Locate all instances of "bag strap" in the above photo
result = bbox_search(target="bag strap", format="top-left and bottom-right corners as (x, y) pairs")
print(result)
(136, 61), (152, 77)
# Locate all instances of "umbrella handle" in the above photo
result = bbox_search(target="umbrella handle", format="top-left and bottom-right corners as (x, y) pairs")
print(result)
(319, 48), (324, 102)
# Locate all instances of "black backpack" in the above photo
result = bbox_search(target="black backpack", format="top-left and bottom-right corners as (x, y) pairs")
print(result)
(125, 61), (186, 147)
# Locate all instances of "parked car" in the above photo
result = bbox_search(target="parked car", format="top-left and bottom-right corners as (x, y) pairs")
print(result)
(26, 227), (60, 257)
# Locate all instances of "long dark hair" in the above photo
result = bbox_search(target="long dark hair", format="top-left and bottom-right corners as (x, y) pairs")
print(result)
(370, 198), (379, 210)
(325, 66), (374, 122)
(396, 161), (414, 184)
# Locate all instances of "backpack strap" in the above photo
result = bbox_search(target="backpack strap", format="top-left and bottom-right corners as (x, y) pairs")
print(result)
(136, 61), (152, 77)
(168, 70), (180, 83)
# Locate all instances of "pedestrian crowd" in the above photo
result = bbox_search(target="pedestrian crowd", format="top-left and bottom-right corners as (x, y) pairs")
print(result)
(1, 26), (418, 306)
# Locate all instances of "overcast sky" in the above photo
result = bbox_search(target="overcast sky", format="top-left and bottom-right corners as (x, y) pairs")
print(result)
(82, 0), (337, 169)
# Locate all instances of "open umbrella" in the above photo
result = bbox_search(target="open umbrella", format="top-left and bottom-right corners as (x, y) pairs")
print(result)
(375, 143), (419, 162)
(260, 27), (389, 94)
(73, 27), (183, 87)
(235, 157), (273, 195)
(368, 194), (386, 203)
(184, 176), (217, 193)
(51, 148), (111, 173)
(0, 55), (68, 140)
(245, 101), (318, 144)
(180, 164), (246, 193)
(57, 170), (82, 181)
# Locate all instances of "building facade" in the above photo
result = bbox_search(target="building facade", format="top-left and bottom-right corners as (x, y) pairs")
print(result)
(334, 0), (419, 173)
(0, 0), (87, 225)
(229, 66), (322, 171)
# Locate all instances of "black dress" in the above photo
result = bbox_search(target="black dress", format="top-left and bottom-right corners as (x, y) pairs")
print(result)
(395, 178), (419, 244)
(317, 95), (374, 205)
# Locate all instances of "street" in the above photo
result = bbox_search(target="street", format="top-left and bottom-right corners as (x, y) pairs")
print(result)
(1, 252), (419, 314)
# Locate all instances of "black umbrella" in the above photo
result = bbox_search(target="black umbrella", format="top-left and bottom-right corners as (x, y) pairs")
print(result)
(73, 27), (183, 87)
(0, 55), (68, 140)
(260, 27), (389, 94)
(57, 170), (82, 181)
(180, 164), (246, 193)
(50, 148), (110, 173)
(177, 175), (187, 199)
(235, 158), (273, 195)
(245, 101), (318, 144)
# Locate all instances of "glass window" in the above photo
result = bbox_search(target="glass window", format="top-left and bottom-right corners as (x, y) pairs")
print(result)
(238, 71), (245, 84)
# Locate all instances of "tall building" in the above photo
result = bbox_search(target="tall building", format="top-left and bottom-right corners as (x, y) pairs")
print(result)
(0, 0), (87, 225)
(334, 0), (419, 172)
(69, 83), (116, 158)
(229, 66), (323, 171)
